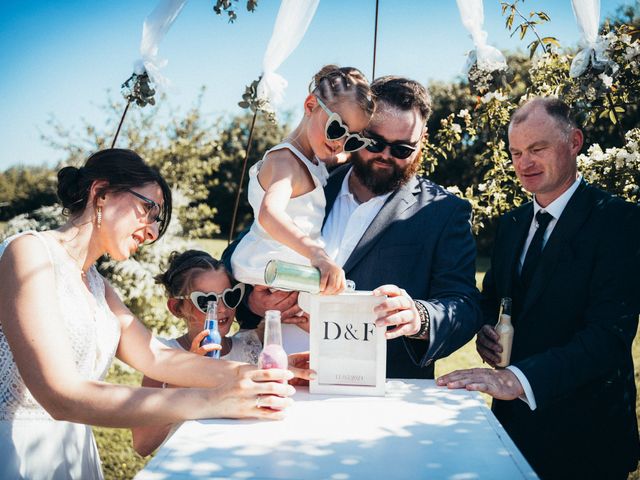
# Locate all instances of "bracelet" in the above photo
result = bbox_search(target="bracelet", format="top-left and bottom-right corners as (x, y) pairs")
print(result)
(408, 300), (430, 339)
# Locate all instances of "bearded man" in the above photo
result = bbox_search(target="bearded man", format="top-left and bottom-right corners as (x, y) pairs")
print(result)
(233, 76), (482, 378)
(318, 76), (482, 377)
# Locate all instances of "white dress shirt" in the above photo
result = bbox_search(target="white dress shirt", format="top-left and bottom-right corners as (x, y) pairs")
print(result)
(508, 175), (582, 410)
(322, 167), (392, 267)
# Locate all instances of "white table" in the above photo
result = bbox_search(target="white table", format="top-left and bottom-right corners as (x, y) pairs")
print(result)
(136, 380), (538, 479)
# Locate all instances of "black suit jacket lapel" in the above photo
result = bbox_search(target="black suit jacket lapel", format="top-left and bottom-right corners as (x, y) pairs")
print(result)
(520, 181), (592, 318)
(342, 176), (419, 273)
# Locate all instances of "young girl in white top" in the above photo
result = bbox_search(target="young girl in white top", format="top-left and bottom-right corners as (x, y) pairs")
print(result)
(132, 249), (262, 456)
(231, 65), (375, 294)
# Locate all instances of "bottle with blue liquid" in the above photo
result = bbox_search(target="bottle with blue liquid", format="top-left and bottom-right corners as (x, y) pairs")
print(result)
(202, 300), (221, 359)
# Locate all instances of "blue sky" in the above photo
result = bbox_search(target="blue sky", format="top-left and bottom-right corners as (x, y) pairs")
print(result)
(0, 0), (634, 170)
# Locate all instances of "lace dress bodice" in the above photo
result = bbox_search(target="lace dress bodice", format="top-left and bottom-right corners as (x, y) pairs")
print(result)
(0, 231), (121, 420)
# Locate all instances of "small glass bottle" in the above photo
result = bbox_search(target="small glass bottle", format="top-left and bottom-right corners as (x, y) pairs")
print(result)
(264, 260), (321, 293)
(495, 297), (514, 368)
(264, 259), (356, 294)
(258, 310), (288, 370)
(202, 300), (221, 359)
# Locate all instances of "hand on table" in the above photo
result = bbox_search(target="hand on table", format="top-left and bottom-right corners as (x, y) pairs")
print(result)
(215, 365), (295, 419)
(436, 368), (524, 400)
(476, 325), (502, 367)
(373, 284), (421, 340)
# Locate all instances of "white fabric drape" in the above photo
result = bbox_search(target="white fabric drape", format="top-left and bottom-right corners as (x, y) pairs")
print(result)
(134, 0), (188, 88)
(256, 0), (320, 105)
(569, 0), (609, 77)
(456, 0), (506, 72)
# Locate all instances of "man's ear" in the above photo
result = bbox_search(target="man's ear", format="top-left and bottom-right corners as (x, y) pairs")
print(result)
(167, 298), (184, 318)
(569, 128), (584, 157)
(89, 180), (109, 208)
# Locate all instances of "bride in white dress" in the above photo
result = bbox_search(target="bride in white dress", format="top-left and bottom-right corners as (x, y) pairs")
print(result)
(0, 149), (311, 479)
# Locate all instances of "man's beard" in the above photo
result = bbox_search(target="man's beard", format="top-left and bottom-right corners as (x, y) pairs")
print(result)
(351, 152), (420, 195)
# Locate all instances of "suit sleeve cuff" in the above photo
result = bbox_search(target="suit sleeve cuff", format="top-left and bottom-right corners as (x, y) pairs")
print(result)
(506, 365), (537, 411)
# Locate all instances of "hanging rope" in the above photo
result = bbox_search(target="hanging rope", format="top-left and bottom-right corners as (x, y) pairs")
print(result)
(372, 0), (380, 80)
(228, 110), (259, 244)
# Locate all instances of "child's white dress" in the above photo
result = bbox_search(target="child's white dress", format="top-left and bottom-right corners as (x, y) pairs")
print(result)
(231, 142), (329, 286)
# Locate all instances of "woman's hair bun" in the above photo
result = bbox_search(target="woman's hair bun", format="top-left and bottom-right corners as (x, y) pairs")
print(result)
(57, 166), (86, 210)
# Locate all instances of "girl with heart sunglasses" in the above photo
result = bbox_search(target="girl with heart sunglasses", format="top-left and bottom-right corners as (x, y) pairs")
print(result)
(132, 249), (263, 456)
(230, 65), (375, 296)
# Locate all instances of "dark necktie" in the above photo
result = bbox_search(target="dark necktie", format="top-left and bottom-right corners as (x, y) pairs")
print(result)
(520, 210), (554, 288)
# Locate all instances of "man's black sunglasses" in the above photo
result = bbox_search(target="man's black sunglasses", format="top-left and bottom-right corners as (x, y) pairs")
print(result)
(364, 132), (419, 160)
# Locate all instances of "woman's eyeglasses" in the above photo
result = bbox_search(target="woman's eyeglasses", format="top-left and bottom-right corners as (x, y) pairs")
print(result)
(315, 96), (373, 153)
(126, 189), (162, 226)
(175, 284), (246, 312)
(363, 132), (419, 160)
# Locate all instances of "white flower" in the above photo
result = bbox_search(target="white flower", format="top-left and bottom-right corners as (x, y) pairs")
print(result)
(451, 123), (462, 134)
(458, 109), (469, 118)
(480, 91), (507, 104)
(599, 73), (613, 88)
(624, 44), (640, 61)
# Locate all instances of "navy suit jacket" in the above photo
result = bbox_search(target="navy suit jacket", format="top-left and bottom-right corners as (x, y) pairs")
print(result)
(323, 165), (482, 378)
(482, 181), (640, 479)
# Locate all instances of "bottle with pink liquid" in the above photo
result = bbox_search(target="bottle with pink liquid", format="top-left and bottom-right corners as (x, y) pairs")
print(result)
(258, 310), (288, 370)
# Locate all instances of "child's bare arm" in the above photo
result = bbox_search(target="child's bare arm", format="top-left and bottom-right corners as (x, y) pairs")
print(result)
(257, 151), (345, 294)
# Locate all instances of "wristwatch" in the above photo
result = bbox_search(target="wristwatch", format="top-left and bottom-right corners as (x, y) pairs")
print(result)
(408, 300), (430, 339)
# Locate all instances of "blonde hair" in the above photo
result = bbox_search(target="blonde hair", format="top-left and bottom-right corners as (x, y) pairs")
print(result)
(309, 65), (375, 117)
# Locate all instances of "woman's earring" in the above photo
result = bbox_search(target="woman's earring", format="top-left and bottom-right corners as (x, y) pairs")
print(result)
(96, 207), (102, 229)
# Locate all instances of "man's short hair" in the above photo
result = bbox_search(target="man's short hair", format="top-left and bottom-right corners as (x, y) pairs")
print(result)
(510, 97), (578, 136)
(371, 76), (432, 124)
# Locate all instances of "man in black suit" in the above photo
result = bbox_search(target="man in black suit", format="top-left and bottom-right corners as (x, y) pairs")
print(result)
(229, 77), (482, 379)
(438, 97), (640, 479)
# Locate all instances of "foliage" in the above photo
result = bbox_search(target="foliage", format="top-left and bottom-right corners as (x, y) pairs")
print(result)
(121, 71), (156, 108)
(213, 0), (259, 23)
(238, 78), (277, 124)
(501, 1), (559, 58)
(422, 3), (640, 248)
(207, 112), (288, 238)
(0, 166), (58, 221)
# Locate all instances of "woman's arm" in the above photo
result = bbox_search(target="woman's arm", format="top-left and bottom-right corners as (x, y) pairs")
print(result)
(105, 281), (240, 388)
(131, 375), (175, 457)
(0, 236), (295, 428)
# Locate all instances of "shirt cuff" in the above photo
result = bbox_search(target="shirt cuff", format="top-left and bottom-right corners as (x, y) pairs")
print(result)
(506, 365), (537, 411)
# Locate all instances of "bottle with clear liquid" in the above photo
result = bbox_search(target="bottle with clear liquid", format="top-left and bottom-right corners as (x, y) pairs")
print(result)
(202, 300), (221, 359)
(495, 297), (514, 368)
(258, 310), (288, 370)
